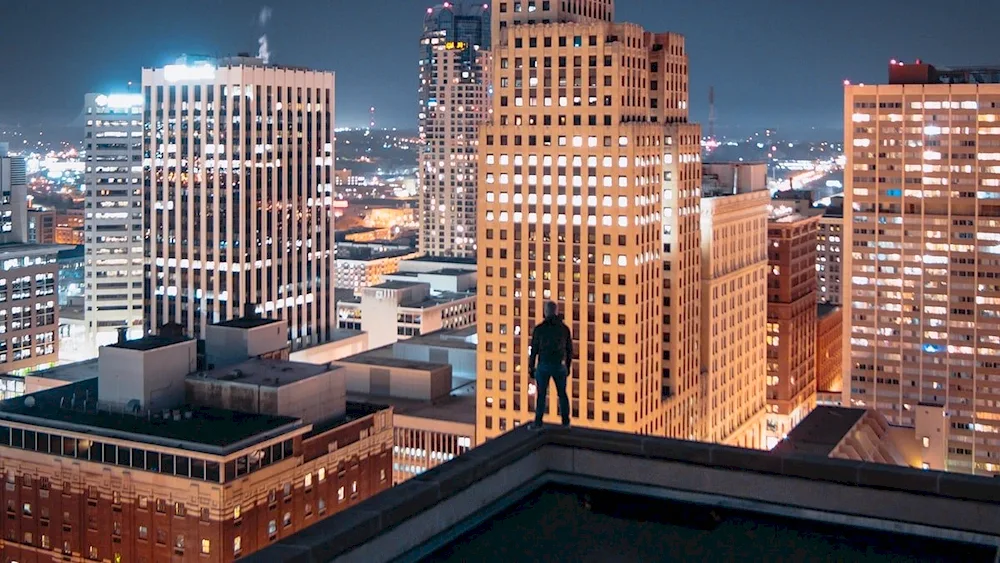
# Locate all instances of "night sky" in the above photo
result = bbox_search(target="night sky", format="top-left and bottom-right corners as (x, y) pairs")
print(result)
(1, 0), (998, 138)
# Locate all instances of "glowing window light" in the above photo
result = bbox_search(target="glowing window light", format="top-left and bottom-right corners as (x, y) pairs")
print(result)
(164, 63), (217, 82)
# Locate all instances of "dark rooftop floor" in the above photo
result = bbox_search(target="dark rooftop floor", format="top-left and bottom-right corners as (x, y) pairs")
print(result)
(425, 484), (995, 563)
(214, 316), (283, 329)
(0, 380), (301, 452)
(107, 334), (191, 351)
(773, 406), (866, 457)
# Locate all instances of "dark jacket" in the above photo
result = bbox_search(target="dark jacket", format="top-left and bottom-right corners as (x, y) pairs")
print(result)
(529, 316), (573, 372)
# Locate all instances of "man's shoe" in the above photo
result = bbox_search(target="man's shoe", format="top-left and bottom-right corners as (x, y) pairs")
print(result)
(529, 422), (544, 430)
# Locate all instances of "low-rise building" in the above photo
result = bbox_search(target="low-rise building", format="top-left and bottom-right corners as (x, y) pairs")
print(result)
(335, 243), (421, 293)
(0, 243), (68, 374)
(815, 304), (842, 403)
(0, 315), (393, 563)
(816, 200), (843, 306)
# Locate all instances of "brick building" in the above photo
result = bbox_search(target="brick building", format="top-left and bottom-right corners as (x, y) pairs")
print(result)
(0, 316), (392, 563)
(815, 304), (843, 400)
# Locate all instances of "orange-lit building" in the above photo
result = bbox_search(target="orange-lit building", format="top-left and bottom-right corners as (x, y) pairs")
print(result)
(844, 61), (1000, 475)
(699, 164), (770, 448)
(765, 206), (819, 448)
(476, 0), (702, 441)
(55, 210), (84, 246)
(0, 316), (392, 563)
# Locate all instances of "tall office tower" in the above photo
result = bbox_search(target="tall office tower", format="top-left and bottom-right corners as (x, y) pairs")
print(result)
(699, 163), (769, 448)
(816, 198), (843, 305)
(765, 207), (819, 448)
(143, 57), (336, 349)
(418, 2), (491, 258)
(0, 142), (27, 243)
(476, 0), (698, 442)
(845, 61), (1000, 475)
(84, 93), (146, 347)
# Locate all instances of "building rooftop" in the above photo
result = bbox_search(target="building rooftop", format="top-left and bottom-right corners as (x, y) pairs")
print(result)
(0, 243), (71, 259)
(213, 316), (283, 330)
(372, 280), (426, 291)
(772, 406), (867, 458)
(888, 61), (1000, 85)
(406, 255), (477, 266)
(0, 379), (302, 454)
(337, 246), (416, 261)
(349, 381), (475, 426)
(330, 328), (366, 342)
(27, 358), (100, 383)
(108, 334), (192, 352)
(335, 352), (451, 372)
(395, 328), (477, 351)
(404, 292), (476, 310)
(244, 427), (1000, 563)
(195, 358), (333, 388)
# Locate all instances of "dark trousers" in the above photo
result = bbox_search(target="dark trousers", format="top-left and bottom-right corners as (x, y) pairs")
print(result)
(535, 362), (570, 426)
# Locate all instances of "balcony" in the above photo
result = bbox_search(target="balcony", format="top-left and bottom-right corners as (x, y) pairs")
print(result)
(244, 427), (1000, 563)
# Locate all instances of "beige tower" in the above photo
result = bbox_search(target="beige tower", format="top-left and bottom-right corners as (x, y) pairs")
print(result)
(699, 163), (770, 448)
(845, 61), (1000, 475)
(142, 57), (336, 349)
(476, 0), (699, 442)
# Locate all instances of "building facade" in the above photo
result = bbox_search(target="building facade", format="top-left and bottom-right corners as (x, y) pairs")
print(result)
(476, 0), (701, 441)
(334, 244), (421, 293)
(816, 201), (843, 306)
(0, 143), (27, 244)
(0, 319), (392, 563)
(765, 207), (819, 448)
(816, 303), (843, 397)
(84, 92), (146, 347)
(143, 57), (336, 349)
(418, 2), (491, 258)
(27, 209), (55, 244)
(845, 61), (1000, 475)
(699, 178), (769, 449)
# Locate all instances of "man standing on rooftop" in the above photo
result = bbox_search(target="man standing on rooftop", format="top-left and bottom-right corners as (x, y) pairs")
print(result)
(529, 301), (573, 429)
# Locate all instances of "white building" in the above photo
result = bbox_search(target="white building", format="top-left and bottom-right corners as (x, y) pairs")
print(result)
(83, 92), (145, 347)
(418, 3), (491, 258)
(334, 243), (420, 293)
(0, 143), (27, 243)
(816, 201), (843, 306)
(142, 56), (337, 349)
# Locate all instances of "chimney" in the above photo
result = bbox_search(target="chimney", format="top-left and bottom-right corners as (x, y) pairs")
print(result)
(116, 327), (128, 345)
(244, 302), (258, 319)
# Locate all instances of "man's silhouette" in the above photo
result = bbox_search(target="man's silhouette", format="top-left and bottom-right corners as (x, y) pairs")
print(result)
(528, 301), (572, 428)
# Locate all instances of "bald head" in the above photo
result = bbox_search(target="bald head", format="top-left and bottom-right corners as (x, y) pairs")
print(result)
(543, 301), (559, 319)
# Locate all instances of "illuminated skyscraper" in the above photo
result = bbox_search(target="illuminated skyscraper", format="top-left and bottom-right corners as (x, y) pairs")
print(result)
(766, 206), (819, 447)
(143, 56), (336, 348)
(476, 0), (700, 441)
(845, 61), (1000, 474)
(699, 163), (770, 448)
(83, 92), (146, 346)
(418, 2), (491, 258)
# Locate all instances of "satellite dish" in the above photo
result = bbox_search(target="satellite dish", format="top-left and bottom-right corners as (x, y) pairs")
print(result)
(24, 397), (35, 408)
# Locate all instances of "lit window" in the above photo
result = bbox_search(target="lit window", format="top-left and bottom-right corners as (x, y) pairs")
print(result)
(318, 467), (326, 482)
(304, 473), (312, 488)
(201, 539), (211, 554)
(338, 487), (345, 501)
(233, 505), (241, 520)
(233, 536), (242, 554)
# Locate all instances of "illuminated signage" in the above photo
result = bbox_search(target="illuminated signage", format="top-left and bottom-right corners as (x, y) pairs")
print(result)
(444, 41), (467, 50)
(163, 63), (217, 82)
(95, 93), (143, 109)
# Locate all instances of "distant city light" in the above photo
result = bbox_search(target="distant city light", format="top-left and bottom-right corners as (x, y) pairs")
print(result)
(95, 93), (143, 109)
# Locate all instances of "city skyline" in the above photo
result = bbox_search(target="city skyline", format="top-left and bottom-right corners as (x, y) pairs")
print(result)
(0, 0), (997, 137)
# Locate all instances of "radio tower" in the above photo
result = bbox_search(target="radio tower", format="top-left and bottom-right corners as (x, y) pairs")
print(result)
(708, 86), (716, 142)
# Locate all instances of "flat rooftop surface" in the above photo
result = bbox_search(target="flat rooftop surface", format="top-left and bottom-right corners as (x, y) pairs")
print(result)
(336, 352), (449, 371)
(214, 316), (283, 329)
(395, 329), (476, 351)
(28, 358), (100, 383)
(348, 387), (475, 426)
(108, 335), (191, 352)
(406, 255), (476, 266)
(196, 358), (332, 387)
(0, 380), (300, 452)
(372, 280), (424, 291)
(424, 484), (995, 563)
(773, 406), (866, 457)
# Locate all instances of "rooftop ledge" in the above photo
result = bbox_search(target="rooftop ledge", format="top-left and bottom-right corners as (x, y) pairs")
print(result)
(243, 427), (1000, 563)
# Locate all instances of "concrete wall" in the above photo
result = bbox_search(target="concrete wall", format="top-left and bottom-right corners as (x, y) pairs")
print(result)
(392, 341), (476, 384)
(276, 369), (348, 424)
(290, 332), (369, 364)
(204, 320), (288, 368)
(332, 361), (452, 401)
(98, 340), (197, 411)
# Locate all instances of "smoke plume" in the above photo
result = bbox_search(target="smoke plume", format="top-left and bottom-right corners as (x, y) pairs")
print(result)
(257, 7), (272, 64)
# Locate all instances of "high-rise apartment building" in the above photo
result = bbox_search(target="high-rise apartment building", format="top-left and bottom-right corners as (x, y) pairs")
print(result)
(699, 163), (769, 448)
(845, 61), (1000, 475)
(143, 57), (336, 349)
(816, 199), (843, 305)
(84, 92), (146, 346)
(765, 207), (819, 448)
(418, 2), (491, 258)
(476, 0), (700, 441)
(0, 142), (27, 243)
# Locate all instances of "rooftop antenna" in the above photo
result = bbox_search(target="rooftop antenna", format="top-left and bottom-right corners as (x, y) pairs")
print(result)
(708, 86), (716, 142)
